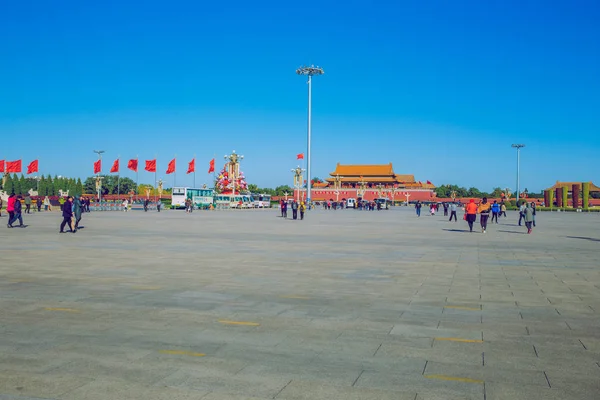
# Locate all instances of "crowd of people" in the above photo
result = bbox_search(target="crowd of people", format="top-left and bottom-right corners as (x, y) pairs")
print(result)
(414, 199), (537, 234)
(279, 199), (306, 220)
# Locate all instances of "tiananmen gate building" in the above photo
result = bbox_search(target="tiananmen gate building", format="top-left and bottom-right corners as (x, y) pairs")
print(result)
(295, 163), (436, 202)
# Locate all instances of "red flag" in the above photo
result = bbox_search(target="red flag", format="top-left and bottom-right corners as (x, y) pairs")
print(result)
(208, 158), (215, 174)
(6, 160), (22, 173)
(110, 159), (119, 173)
(127, 159), (138, 172)
(145, 159), (156, 172)
(0, 160), (4, 173)
(166, 158), (176, 174)
(426, 180), (432, 185)
(27, 160), (39, 174)
(93, 159), (101, 174)
(187, 158), (195, 174)
(297, 153), (304, 160)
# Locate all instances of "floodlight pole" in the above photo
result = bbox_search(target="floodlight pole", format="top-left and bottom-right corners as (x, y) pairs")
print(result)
(511, 144), (525, 203)
(297, 65), (324, 207)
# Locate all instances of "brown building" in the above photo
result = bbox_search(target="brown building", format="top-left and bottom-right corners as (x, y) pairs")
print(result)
(321, 163), (435, 189)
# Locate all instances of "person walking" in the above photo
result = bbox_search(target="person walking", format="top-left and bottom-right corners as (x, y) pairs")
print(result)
(123, 198), (129, 212)
(291, 200), (298, 220)
(0, 197), (3, 217)
(6, 194), (16, 227)
(144, 198), (149, 212)
(415, 201), (422, 217)
(531, 202), (537, 227)
(282, 201), (288, 218)
(500, 202), (507, 218)
(36, 197), (42, 212)
(299, 201), (306, 220)
(8, 195), (25, 228)
(491, 200), (500, 224)
(449, 202), (458, 222)
(465, 199), (478, 232)
(60, 196), (74, 233)
(73, 195), (84, 232)
(443, 202), (449, 216)
(518, 201), (526, 226)
(524, 202), (534, 234)
(478, 197), (491, 233)
(43, 196), (50, 211)
(24, 195), (32, 214)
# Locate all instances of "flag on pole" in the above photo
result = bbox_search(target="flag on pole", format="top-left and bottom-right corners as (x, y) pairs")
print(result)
(145, 159), (156, 172)
(93, 159), (102, 174)
(110, 159), (119, 173)
(26, 160), (39, 174)
(0, 160), (4, 173)
(166, 158), (176, 174)
(187, 158), (195, 174)
(208, 158), (215, 174)
(297, 153), (304, 160)
(426, 180), (432, 185)
(127, 159), (138, 172)
(6, 160), (22, 173)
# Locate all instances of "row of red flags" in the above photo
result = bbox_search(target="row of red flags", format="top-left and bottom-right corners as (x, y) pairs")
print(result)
(0, 160), (38, 174)
(94, 158), (216, 175)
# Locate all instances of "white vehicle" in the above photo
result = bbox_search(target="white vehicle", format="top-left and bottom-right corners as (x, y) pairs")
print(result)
(171, 187), (188, 209)
(252, 193), (272, 208)
(346, 198), (356, 208)
(214, 194), (254, 209)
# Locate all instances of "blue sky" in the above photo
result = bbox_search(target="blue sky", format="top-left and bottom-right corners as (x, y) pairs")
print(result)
(1, 0), (598, 192)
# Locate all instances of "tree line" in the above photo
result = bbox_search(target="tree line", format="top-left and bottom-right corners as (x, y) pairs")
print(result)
(1, 174), (84, 197)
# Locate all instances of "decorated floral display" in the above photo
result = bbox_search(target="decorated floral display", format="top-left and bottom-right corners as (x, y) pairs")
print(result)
(215, 164), (248, 194)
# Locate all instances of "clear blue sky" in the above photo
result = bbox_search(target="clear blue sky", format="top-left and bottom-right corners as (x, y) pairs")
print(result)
(1, 0), (598, 192)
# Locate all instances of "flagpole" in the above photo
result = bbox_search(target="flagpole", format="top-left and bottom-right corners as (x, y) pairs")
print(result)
(155, 154), (157, 203)
(117, 155), (120, 197)
(136, 155), (139, 202)
(174, 154), (176, 188)
(193, 154), (196, 188)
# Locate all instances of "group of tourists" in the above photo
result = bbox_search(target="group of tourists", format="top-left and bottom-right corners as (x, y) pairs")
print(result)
(415, 198), (537, 234)
(60, 195), (85, 233)
(279, 200), (306, 220)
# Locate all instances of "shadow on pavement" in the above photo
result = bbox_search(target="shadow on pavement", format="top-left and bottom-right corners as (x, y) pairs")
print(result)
(566, 236), (600, 242)
(498, 230), (527, 235)
(442, 229), (472, 233)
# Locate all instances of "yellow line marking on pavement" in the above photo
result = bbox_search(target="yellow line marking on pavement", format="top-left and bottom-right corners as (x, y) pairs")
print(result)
(280, 295), (311, 299)
(444, 306), (481, 311)
(44, 307), (80, 313)
(159, 350), (206, 357)
(218, 320), (260, 326)
(424, 374), (483, 384)
(434, 337), (483, 343)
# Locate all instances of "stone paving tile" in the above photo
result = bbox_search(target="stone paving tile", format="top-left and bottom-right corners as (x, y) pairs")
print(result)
(1, 210), (599, 399)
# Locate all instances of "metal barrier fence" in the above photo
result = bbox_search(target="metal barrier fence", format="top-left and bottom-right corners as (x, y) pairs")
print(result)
(90, 201), (160, 211)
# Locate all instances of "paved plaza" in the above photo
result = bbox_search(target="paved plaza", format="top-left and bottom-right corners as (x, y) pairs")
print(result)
(0, 207), (599, 399)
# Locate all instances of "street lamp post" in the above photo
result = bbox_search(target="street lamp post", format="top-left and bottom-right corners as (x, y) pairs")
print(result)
(511, 144), (525, 204)
(224, 150), (243, 197)
(292, 166), (306, 203)
(404, 192), (411, 206)
(332, 173), (343, 203)
(93, 150), (105, 203)
(296, 65), (324, 206)
(357, 176), (367, 198)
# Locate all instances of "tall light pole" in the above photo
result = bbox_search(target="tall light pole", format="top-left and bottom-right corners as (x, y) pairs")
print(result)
(511, 144), (525, 203)
(93, 150), (105, 203)
(296, 65), (324, 206)
(333, 173), (343, 202)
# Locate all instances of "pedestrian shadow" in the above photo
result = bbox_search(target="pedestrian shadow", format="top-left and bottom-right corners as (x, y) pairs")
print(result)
(498, 230), (527, 235)
(565, 236), (600, 242)
(442, 229), (471, 233)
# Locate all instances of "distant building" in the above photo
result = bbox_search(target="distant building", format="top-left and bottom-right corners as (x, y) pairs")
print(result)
(298, 163), (436, 202)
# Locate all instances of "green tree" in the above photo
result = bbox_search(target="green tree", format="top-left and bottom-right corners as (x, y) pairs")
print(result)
(489, 187), (503, 198)
(247, 184), (259, 193)
(39, 176), (47, 196)
(76, 178), (84, 195)
(467, 187), (483, 198)
(274, 185), (293, 196)
(46, 174), (55, 196)
(12, 174), (22, 195)
(4, 174), (14, 194)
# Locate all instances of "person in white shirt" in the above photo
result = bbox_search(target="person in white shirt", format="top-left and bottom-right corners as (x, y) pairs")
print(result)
(122, 199), (129, 212)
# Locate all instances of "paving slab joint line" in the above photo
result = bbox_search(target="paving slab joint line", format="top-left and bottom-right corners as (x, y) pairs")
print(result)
(424, 374), (484, 384)
(543, 371), (551, 388)
(434, 338), (484, 343)
(352, 370), (365, 387)
(579, 339), (587, 350)
(422, 360), (428, 375)
(273, 379), (293, 399)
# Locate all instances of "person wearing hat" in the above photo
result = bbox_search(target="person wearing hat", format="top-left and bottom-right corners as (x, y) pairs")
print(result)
(299, 201), (306, 220)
